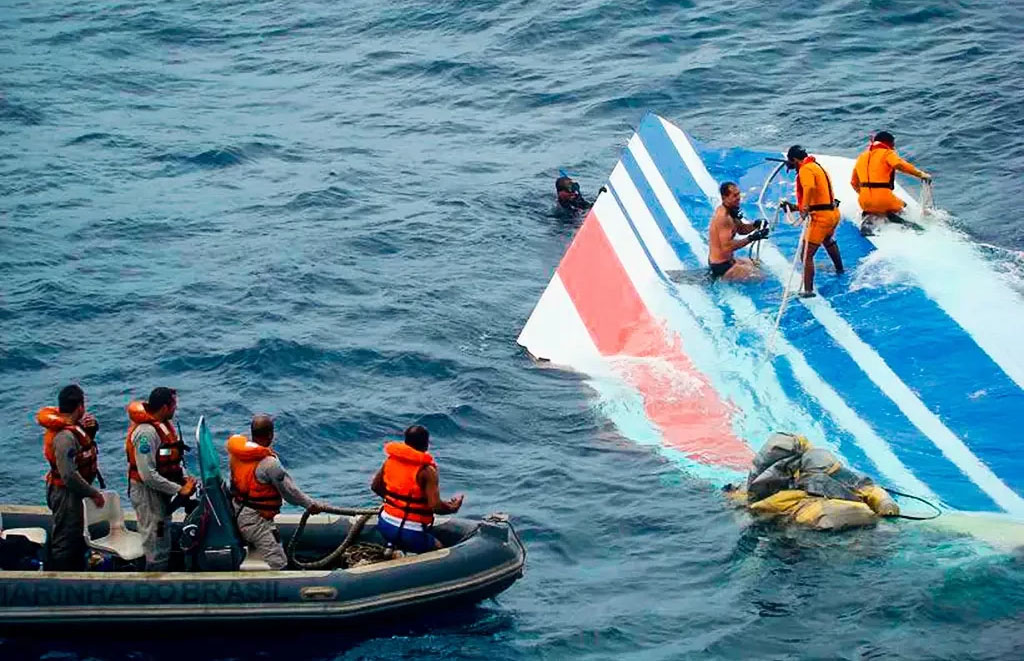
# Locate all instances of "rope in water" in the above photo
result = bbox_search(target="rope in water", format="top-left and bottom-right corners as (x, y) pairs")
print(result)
(286, 505), (381, 570)
(882, 487), (943, 521)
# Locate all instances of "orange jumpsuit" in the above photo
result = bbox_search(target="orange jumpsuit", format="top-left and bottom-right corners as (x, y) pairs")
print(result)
(796, 157), (840, 245)
(851, 142), (925, 214)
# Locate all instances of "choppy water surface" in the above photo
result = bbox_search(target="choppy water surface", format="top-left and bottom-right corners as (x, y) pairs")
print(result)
(2, 1), (1023, 659)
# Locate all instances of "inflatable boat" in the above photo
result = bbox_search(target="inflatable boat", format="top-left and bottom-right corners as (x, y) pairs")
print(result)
(0, 418), (525, 629)
(519, 113), (1024, 542)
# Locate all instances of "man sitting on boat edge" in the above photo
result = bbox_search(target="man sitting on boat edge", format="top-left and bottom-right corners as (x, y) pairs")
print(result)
(227, 415), (330, 570)
(371, 425), (463, 553)
(708, 181), (770, 281)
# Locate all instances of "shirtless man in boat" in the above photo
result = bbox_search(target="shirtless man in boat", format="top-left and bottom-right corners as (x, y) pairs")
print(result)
(708, 181), (769, 281)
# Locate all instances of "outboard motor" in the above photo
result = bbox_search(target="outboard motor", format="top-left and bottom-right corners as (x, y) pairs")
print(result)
(182, 416), (245, 571)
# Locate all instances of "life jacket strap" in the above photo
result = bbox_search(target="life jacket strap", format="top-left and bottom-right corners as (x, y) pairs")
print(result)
(808, 202), (838, 211)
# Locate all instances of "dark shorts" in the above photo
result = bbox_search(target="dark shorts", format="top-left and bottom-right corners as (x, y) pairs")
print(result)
(708, 259), (735, 280)
(377, 515), (439, 554)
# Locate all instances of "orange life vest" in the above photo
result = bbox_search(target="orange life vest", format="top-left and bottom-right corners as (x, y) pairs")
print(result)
(853, 142), (910, 214)
(226, 434), (282, 519)
(795, 156), (838, 215)
(381, 442), (436, 526)
(125, 401), (185, 485)
(855, 142), (898, 190)
(37, 406), (98, 488)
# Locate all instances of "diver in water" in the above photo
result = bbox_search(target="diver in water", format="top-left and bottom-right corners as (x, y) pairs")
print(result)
(782, 145), (844, 298)
(851, 131), (932, 235)
(555, 175), (605, 213)
(708, 181), (769, 281)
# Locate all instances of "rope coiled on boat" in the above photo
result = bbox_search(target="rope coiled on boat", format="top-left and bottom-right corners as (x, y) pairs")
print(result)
(286, 505), (382, 570)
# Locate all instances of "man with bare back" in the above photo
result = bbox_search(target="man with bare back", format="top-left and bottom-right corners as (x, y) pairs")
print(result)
(708, 181), (769, 281)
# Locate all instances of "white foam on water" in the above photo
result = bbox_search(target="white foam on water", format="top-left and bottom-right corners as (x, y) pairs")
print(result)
(588, 358), (746, 486)
(817, 154), (1024, 393)
(848, 249), (916, 293)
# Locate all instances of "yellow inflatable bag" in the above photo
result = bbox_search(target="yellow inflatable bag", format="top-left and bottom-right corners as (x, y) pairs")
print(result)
(731, 432), (901, 530)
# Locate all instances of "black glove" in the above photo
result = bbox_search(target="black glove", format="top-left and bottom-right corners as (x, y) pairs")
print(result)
(779, 201), (796, 212)
(748, 227), (770, 242)
(752, 219), (766, 230)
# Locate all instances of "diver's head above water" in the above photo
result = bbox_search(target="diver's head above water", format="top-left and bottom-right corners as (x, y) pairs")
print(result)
(555, 176), (578, 194)
(251, 414), (275, 447)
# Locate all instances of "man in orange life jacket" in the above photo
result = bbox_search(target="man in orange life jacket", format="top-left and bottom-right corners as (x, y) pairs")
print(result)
(851, 130), (932, 235)
(782, 145), (845, 298)
(36, 384), (104, 570)
(227, 415), (328, 570)
(125, 387), (196, 570)
(371, 425), (463, 553)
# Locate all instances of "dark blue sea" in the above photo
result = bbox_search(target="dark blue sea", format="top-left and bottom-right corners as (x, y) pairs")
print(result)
(2, 1), (1023, 659)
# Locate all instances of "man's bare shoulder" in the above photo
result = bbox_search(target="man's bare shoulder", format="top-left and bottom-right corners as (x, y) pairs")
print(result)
(710, 205), (730, 226)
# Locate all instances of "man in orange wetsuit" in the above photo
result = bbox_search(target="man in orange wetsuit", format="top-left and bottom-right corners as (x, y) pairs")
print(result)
(851, 131), (931, 235)
(782, 145), (844, 298)
(370, 425), (463, 553)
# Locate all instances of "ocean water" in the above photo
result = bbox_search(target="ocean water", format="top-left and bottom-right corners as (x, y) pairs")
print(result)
(2, 0), (1023, 659)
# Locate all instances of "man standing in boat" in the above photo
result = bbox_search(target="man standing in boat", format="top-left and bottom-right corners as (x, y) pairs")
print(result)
(125, 387), (196, 570)
(36, 384), (104, 570)
(370, 425), (463, 553)
(782, 145), (844, 298)
(850, 131), (932, 235)
(227, 415), (329, 570)
(708, 181), (770, 281)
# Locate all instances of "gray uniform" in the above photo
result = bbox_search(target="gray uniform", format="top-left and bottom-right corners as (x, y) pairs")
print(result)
(129, 423), (186, 571)
(46, 430), (102, 571)
(234, 456), (317, 570)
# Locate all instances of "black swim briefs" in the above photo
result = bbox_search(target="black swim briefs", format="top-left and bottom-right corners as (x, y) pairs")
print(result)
(708, 258), (735, 280)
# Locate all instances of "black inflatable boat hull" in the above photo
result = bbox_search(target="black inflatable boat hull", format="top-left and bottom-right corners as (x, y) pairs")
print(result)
(0, 506), (525, 629)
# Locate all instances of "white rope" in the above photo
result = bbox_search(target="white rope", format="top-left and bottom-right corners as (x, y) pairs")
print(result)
(767, 207), (809, 354)
(918, 179), (935, 216)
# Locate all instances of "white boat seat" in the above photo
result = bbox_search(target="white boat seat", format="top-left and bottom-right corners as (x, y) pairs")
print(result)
(0, 511), (47, 547)
(82, 490), (145, 561)
(1, 528), (48, 547)
(239, 545), (273, 571)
